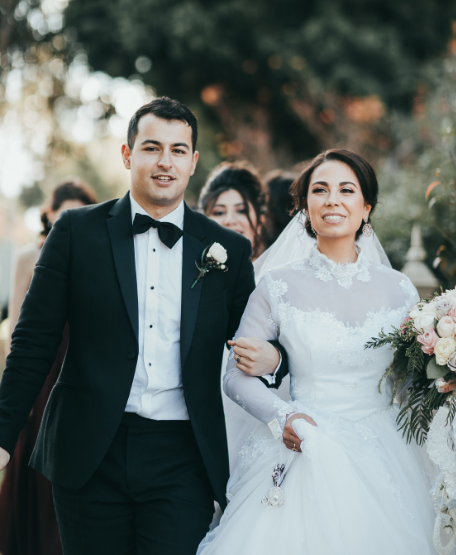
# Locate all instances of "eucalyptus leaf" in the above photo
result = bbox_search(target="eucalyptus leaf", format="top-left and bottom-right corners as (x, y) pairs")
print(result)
(426, 357), (447, 380)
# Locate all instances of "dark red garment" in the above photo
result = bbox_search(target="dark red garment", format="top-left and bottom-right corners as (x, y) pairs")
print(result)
(0, 325), (68, 555)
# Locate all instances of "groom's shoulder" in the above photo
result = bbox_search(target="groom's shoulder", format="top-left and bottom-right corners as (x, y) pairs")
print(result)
(68, 198), (118, 222)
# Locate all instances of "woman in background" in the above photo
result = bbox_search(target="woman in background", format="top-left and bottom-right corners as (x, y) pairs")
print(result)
(199, 162), (290, 477)
(199, 161), (265, 261)
(260, 170), (296, 249)
(0, 178), (97, 555)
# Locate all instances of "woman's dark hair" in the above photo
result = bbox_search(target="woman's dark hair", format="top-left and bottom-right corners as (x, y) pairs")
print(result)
(261, 170), (296, 249)
(290, 149), (379, 240)
(41, 178), (98, 236)
(128, 96), (198, 151)
(199, 161), (265, 257)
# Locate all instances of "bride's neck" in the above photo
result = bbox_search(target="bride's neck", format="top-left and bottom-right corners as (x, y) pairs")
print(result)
(316, 235), (358, 264)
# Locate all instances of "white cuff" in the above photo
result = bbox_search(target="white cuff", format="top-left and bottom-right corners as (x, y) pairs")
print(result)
(261, 352), (282, 385)
(268, 418), (282, 440)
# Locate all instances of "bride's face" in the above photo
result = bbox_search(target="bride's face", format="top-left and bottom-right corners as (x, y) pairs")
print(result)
(306, 160), (371, 240)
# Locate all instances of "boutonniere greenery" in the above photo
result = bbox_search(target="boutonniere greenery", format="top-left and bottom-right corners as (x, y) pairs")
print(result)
(191, 242), (228, 289)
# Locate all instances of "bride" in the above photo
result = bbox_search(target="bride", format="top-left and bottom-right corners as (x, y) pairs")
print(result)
(198, 149), (436, 554)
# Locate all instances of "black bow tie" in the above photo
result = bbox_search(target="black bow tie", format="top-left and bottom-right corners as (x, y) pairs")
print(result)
(132, 213), (183, 249)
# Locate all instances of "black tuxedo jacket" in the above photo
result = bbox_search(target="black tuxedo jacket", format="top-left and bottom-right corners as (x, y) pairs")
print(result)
(0, 193), (286, 509)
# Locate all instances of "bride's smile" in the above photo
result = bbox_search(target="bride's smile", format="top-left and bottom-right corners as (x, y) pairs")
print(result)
(307, 160), (371, 244)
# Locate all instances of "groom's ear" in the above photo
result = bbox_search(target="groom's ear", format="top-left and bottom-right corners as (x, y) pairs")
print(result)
(190, 150), (199, 177)
(121, 144), (131, 170)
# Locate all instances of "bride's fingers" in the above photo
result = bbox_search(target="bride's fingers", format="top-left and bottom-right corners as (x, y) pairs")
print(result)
(284, 438), (302, 453)
(232, 345), (253, 361)
(283, 426), (301, 448)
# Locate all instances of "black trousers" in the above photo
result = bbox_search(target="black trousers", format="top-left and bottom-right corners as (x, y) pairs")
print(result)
(52, 414), (215, 555)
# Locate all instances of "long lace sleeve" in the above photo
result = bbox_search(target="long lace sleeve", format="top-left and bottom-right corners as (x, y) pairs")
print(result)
(223, 273), (293, 438)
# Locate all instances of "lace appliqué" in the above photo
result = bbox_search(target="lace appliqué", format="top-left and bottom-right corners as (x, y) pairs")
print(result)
(277, 301), (305, 331)
(427, 406), (456, 500)
(268, 278), (288, 298)
(345, 378), (360, 394)
(306, 244), (371, 290)
(291, 380), (304, 401)
(238, 431), (275, 475)
(267, 313), (279, 330)
(399, 278), (420, 308)
(235, 395), (247, 410)
(273, 397), (296, 430)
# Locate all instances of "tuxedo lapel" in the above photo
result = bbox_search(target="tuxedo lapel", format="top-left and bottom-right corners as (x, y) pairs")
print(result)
(107, 193), (139, 341)
(180, 204), (207, 368)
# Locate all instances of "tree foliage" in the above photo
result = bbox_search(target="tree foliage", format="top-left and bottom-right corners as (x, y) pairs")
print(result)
(373, 51), (456, 286)
(60, 0), (456, 165)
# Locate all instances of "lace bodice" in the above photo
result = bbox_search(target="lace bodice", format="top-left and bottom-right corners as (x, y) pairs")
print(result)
(223, 245), (419, 432)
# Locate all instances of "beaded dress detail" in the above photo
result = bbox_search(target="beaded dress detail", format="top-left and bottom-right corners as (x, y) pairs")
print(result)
(198, 246), (437, 555)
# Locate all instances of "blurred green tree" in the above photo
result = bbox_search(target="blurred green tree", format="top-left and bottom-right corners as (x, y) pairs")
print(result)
(373, 49), (456, 287)
(59, 0), (456, 168)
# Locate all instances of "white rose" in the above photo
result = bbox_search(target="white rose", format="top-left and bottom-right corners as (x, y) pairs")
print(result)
(414, 312), (436, 334)
(436, 316), (456, 338)
(421, 302), (438, 317)
(409, 307), (420, 319)
(208, 242), (228, 264)
(409, 302), (427, 319)
(434, 338), (456, 365)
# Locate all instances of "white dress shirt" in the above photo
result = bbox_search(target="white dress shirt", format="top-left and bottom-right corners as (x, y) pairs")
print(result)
(125, 194), (189, 420)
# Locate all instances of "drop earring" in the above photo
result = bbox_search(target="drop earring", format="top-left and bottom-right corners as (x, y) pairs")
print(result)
(362, 217), (373, 238)
(305, 210), (317, 236)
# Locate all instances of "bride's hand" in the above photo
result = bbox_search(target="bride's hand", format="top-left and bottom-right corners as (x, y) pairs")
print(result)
(438, 380), (456, 393)
(283, 413), (317, 453)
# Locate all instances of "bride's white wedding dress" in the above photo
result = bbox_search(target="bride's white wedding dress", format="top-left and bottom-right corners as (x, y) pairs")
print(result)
(198, 245), (436, 555)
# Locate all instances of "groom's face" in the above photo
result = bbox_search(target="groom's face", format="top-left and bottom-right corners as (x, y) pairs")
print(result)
(122, 113), (198, 212)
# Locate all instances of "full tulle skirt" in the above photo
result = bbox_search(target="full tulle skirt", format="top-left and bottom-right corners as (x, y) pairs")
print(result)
(198, 403), (436, 555)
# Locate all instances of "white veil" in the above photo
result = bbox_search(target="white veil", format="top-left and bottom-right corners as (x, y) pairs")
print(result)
(254, 211), (391, 281)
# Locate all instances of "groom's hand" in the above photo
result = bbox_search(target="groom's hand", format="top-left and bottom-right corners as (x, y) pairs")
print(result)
(228, 337), (280, 377)
(0, 447), (10, 471)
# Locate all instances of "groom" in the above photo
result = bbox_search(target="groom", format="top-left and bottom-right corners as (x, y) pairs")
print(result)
(0, 97), (284, 554)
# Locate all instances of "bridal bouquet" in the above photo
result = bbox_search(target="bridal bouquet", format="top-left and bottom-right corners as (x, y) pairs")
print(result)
(365, 287), (456, 445)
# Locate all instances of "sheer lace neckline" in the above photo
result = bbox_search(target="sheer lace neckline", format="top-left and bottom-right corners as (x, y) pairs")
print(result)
(307, 244), (371, 289)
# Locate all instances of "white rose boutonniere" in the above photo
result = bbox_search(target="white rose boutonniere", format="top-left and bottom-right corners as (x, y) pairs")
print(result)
(207, 242), (228, 264)
(191, 242), (228, 289)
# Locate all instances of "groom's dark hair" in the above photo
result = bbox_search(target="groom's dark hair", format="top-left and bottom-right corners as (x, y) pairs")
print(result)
(127, 97), (198, 151)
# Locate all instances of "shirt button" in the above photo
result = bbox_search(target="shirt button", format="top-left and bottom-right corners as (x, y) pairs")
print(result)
(127, 352), (136, 360)
(150, 286), (154, 290)
(152, 248), (156, 252)
(149, 325), (153, 328)
(149, 363), (152, 367)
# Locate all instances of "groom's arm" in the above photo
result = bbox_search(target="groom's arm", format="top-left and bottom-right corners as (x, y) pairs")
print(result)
(0, 211), (71, 459)
(226, 240), (289, 387)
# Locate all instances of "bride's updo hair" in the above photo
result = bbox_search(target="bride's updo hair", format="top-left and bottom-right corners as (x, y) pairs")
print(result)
(290, 149), (379, 240)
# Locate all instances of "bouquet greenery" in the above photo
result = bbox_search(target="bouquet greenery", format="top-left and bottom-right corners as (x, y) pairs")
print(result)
(365, 288), (456, 445)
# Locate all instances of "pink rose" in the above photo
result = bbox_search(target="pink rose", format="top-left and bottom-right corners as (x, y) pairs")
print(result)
(417, 329), (439, 355)
(448, 306), (456, 322)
